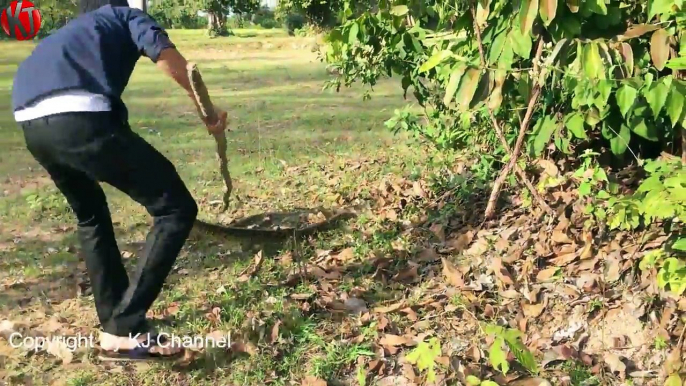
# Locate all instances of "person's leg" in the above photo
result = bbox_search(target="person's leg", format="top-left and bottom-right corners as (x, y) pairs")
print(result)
(48, 116), (199, 337)
(21, 117), (130, 335)
(22, 112), (197, 353)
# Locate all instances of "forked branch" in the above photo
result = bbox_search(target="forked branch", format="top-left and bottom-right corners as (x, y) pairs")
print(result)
(469, 5), (553, 219)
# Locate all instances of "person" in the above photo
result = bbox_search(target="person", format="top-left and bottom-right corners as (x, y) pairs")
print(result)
(11, 0), (228, 361)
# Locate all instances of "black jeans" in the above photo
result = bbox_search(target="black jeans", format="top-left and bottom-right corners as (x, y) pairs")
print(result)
(20, 111), (198, 336)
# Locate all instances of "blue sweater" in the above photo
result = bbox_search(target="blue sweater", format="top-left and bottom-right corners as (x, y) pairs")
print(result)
(11, 5), (175, 121)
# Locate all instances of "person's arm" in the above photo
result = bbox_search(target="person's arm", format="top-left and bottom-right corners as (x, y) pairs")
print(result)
(155, 48), (228, 133)
(124, 9), (226, 131)
(155, 48), (201, 111)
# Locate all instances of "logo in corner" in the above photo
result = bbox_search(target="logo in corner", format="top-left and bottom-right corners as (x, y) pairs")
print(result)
(0, 1), (42, 41)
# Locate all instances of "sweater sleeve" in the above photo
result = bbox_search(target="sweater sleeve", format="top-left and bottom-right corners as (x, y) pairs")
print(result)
(125, 8), (176, 62)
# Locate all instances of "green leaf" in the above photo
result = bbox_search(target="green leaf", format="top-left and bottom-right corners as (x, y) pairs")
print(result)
(606, 123), (631, 155)
(585, 107), (603, 127)
(594, 80), (613, 111)
(489, 337), (509, 375)
(565, 112), (587, 139)
(667, 57), (686, 70)
(629, 117), (659, 141)
(390, 5), (409, 16)
(466, 375), (481, 386)
(645, 81), (670, 117)
(534, 116), (558, 155)
(665, 374), (683, 386)
(455, 68), (482, 111)
(420, 50), (452, 73)
(509, 28), (533, 59)
(585, 0), (607, 15)
(504, 334), (539, 375)
(616, 85), (638, 118)
(471, 70), (494, 108)
(348, 23), (359, 44)
(444, 66), (467, 105)
(488, 70), (507, 110)
(666, 87), (685, 127)
(582, 43), (605, 79)
(648, 0), (675, 19)
(566, 0), (579, 13)
(539, 0), (557, 26)
(673, 238), (686, 252)
(519, 0), (539, 36)
(650, 29), (671, 71)
(499, 44), (515, 70)
(488, 31), (508, 64)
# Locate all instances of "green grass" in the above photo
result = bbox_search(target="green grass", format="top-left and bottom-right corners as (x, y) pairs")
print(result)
(0, 29), (447, 385)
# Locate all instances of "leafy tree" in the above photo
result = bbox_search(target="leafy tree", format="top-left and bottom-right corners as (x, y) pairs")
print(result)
(276, 0), (376, 29)
(200, 0), (260, 36)
(149, 0), (205, 29)
(323, 0), (686, 218)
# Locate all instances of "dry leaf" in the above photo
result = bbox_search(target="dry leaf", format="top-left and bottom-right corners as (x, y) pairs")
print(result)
(374, 301), (406, 314)
(401, 307), (418, 322)
(442, 258), (465, 288)
(492, 257), (515, 286)
(430, 223), (446, 242)
(302, 375), (327, 386)
(376, 376), (416, 386)
(46, 340), (73, 364)
(552, 230), (573, 244)
(541, 345), (578, 367)
(270, 320), (282, 343)
(664, 346), (683, 375)
(507, 378), (552, 386)
(536, 267), (558, 282)
(551, 252), (577, 266)
(447, 231), (474, 252)
(522, 301), (546, 318)
(416, 248), (439, 262)
(379, 334), (413, 347)
(603, 352), (627, 379)
(393, 264), (419, 283)
(604, 254), (621, 282)
(334, 247), (355, 262)
(465, 237), (490, 256)
(231, 340), (257, 356)
(238, 251), (265, 281)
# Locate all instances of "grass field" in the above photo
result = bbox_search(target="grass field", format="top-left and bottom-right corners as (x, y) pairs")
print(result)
(0, 30), (456, 385)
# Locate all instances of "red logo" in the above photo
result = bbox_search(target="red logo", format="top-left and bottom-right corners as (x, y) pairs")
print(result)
(1, 1), (42, 40)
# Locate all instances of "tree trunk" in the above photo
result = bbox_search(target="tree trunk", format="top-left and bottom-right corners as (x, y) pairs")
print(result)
(207, 11), (225, 34)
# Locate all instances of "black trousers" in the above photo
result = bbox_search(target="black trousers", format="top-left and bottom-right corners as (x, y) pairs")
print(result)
(20, 111), (198, 336)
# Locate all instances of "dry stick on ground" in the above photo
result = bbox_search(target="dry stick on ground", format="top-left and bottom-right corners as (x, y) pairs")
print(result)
(470, 7), (553, 218)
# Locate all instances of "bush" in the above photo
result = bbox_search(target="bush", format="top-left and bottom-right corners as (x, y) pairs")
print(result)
(284, 13), (306, 35)
(260, 19), (280, 29)
(251, 6), (279, 29)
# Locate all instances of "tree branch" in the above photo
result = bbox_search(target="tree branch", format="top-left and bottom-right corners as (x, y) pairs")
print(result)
(469, 5), (553, 218)
(484, 37), (546, 219)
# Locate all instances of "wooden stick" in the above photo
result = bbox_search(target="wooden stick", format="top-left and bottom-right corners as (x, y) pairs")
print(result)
(483, 38), (546, 219)
(469, 5), (553, 218)
(187, 62), (233, 211)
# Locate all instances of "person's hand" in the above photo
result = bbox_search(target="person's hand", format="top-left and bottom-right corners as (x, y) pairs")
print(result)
(204, 108), (228, 136)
